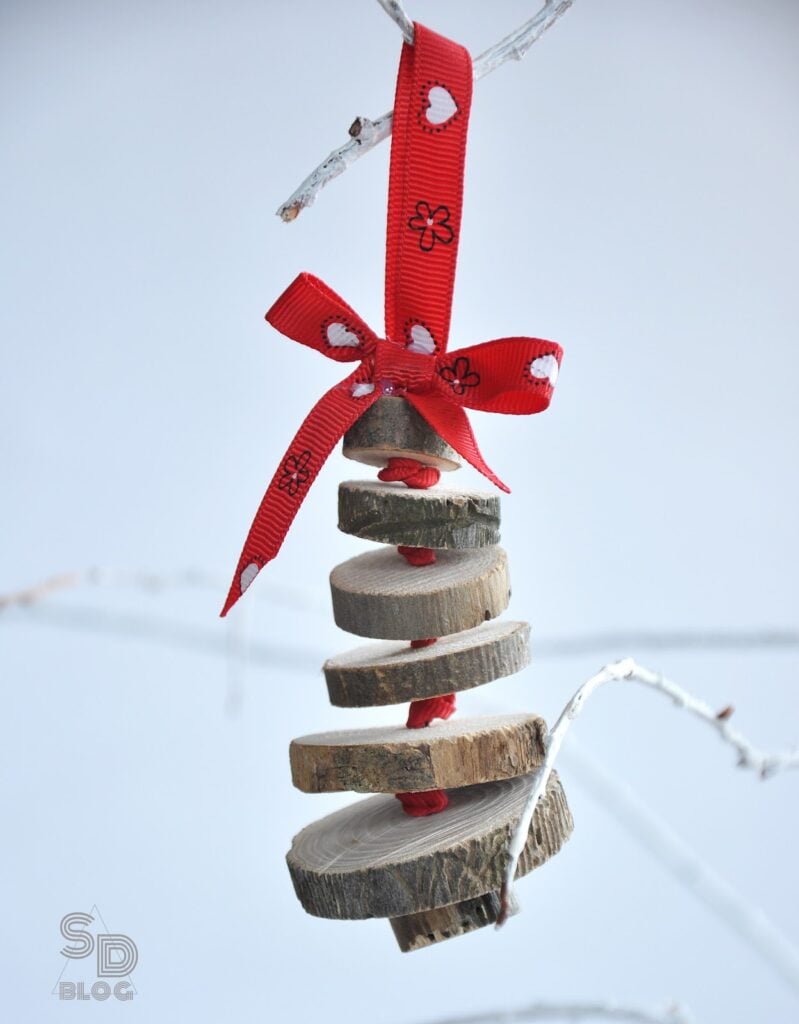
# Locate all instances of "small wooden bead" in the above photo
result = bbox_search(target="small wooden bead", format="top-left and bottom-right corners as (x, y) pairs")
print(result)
(389, 890), (520, 953)
(289, 713), (547, 795)
(338, 480), (500, 549)
(324, 620), (531, 708)
(330, 546), (510, 640)
(342, 396), (460, 471)
(286, 773), (573, 920)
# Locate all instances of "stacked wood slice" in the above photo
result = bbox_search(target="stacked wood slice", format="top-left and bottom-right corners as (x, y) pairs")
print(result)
(286, 398), (573, 952)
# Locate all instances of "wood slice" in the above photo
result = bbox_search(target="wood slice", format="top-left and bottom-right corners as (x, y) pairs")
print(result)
(290, 713), (547, 794)
(389, 890), (520, 953)
(324, 620), (531, 708)
(330, 546), (510, 640)
(342, 396), (461, 471)
(286, 773), (573, 920)
(338, 480), (500, 549)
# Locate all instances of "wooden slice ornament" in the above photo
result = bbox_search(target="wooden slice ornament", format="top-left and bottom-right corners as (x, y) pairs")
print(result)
(342, 397), (461, 471)
(390, 890), (520, 953)
(286, 774), (573, 920)
(330, 545), (511, 640)
(290, 713), (547, 794)
(323, 619), (531, 707)
(220, 20), (569, 953)
(338, 480), (501, 549)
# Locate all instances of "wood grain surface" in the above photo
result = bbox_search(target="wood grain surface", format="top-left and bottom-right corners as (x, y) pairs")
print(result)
(330, 545), (510, 640)
(290, 713), (547, 794)
(389, 890), (519, 952)
(338, 480), (501, 549)
(323, 620), (531, 707)
(342, 396), (461, 471)
(286, 773), (573, 919)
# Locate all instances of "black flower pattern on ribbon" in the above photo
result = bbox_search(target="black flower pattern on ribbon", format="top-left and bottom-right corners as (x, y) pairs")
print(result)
(439, 356), (480, 396)
(408, 201), (453, 252)
(279, 450), (312, 496)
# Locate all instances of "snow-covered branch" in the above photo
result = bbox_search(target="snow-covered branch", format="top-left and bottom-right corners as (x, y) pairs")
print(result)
(417, 1001), (695, 1024)
(498, 658), (799, 924)
(276, 0), (574, 221)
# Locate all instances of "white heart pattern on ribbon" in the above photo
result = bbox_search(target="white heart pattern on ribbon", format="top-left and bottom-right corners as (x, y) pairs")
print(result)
(406, 323), (436, 355)
(326, 322), (360, 348)
(240, 562), (260, 594)
(351, 382), (375, 399)
(529, 353), (560, 387)
(425, 85), (458, 126)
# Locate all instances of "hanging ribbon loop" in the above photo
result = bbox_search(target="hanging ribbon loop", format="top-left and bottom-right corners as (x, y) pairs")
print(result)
(221, 22), (563, 617)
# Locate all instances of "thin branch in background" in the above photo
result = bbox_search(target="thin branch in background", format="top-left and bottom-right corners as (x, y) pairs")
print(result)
(535, 629), (799, 657)
(4, 567), (799, 659)
(11, 603), (325, 675)
(0, 571), (81, 610)
(225, 598), (250, 715)
(499, 659), (799, 923)
(276, 0), (574, 221)
(414, 1001), (695, 1024)
(562, 741), (799, 996)
(0, 567), (328, 616)
(466, 681), (799, 996)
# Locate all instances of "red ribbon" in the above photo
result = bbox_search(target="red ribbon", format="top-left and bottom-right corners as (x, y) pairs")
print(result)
(221, 23), (563, 617)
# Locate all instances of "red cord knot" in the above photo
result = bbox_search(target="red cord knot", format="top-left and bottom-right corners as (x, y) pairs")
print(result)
(395, 790), (449, 816)
(384, 456), (452, 816)
(378, 457), (440, 489)
(398, 545), (436, 566)
(407, 693), (456, 729)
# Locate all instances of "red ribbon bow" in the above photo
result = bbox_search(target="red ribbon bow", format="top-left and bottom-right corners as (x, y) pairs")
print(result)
(221, 23), (563, 617)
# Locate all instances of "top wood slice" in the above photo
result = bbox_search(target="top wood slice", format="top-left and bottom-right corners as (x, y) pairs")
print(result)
(342, 396), (461, 471)
(330, 545), (510, 640)
(338, 480), (501, 549)
(286, 772), (573, 920)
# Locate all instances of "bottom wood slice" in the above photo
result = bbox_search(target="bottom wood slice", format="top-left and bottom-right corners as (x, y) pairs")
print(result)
(289, 713), (547, 794)
(286, 773), (573, 920)
(389, 890), (520, 953)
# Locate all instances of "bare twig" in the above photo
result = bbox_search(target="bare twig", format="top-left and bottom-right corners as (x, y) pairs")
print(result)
(498, 658), (799, 924)
(376, 0), (414, 44)
(276, 0), (574, 221)
(0, 571), (81, 610)
(563, 742), (799, 994)
(10, 603), (326, 673)
(535, 628), (799, 656)
(9, 569), (799, 643)
(415, 1001), (695, 1024)
(0, 566), (328, 616)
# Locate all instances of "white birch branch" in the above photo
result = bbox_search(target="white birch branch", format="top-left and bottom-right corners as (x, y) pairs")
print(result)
(564, 742), (799, 995)
(276, 0), (574, 221)
(418, 1001), (695, 1024)
(376, 0), (414, 44)
(498, 658), (799, 923)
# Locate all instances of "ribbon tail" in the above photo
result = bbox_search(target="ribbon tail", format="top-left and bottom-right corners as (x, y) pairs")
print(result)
(220, 370), (379, 616)
(404, 393), (510, 493)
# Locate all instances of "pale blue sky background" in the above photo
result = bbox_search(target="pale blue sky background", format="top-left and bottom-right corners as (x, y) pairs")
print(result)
(2, 1), (798, 1022)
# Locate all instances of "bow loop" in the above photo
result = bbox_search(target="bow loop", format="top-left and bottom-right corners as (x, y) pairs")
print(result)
(266, 273), (378, 362)
(433, 338), (563, 414)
